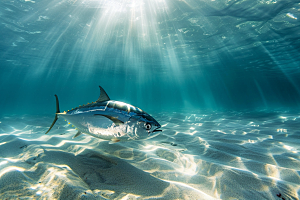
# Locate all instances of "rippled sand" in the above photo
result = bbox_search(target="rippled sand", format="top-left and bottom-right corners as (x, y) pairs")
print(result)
(0, 111), (299, 199)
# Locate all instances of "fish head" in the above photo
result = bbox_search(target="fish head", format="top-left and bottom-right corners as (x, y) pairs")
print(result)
(129, 113), (162, 139)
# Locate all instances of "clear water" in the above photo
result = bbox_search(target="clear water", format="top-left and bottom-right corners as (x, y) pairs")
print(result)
(1, 0), (300, 115)
(1, 0), (300, 199)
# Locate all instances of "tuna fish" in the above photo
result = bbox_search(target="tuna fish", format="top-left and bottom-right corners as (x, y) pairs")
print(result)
(45, 86), (162, 143)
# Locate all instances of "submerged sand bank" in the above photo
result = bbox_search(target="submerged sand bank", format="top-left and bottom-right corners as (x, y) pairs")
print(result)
(0, 111), (299, 199)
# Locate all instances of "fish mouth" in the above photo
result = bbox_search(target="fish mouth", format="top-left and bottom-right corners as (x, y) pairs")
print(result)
(150, 126), (162, 134)
(147, 126), (162, 139)
(152, 129), (162, 133)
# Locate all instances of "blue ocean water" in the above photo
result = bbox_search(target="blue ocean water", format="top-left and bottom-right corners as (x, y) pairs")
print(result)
(1, 0), (300, 115)
(1, 0), (300, 199)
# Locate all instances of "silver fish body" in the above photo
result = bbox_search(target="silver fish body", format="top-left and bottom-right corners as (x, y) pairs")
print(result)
(45, 86), (162, 143)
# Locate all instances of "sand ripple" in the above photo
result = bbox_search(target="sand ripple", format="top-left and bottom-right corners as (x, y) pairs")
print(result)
(0, 111), (300, 199)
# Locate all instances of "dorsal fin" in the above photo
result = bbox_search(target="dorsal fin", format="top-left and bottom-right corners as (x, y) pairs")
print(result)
(96, 86), (110, 102)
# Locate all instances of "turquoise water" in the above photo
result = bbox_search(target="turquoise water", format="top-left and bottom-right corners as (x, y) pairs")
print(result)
(1, 0), (300, 116)
(1, 0), (300, 199)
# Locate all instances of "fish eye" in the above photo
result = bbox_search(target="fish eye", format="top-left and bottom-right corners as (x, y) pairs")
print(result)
(144, 123), (152, 130)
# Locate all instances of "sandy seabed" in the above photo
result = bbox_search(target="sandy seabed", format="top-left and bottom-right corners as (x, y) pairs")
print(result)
(0, 111), (299, 200)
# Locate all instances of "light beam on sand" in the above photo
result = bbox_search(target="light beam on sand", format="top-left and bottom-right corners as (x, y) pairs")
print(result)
(47, 167), (67, 177)
(41, 137), (93, 148)
(177, 154), (197, 175)
(0, 142), (7, 145)
(0, 166), (25, 178)
(0, 161), (8, 166)
(4, 158), (20, 163)
(143, 144), (164, 152)
(165, 180), (214, 198)
(282, 145), (294, 151)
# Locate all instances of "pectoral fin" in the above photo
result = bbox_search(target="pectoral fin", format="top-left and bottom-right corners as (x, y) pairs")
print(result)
(94, 114), (124, 126)
(73, 131), (82, 139)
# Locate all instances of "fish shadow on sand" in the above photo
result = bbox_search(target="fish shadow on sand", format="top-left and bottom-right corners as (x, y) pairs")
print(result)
(21, 145), (170, 199)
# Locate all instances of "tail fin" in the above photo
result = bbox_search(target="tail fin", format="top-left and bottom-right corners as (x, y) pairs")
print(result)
(45, 94), (60, 134)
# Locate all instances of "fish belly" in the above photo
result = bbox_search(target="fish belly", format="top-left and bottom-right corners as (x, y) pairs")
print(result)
(59, 112), (130, 140)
